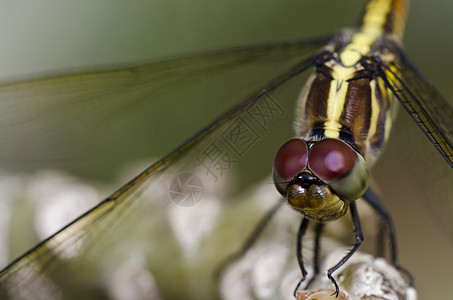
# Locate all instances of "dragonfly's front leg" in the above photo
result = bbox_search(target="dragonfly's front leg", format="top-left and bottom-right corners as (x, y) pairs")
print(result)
(293, 217), (309, 297)
(327, 202), (364, 297)
(305, 222), (324, 288)
(362, 188), (413, 284)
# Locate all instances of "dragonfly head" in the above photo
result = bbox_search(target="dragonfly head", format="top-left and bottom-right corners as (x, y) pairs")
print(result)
(273, 138), (369, 223)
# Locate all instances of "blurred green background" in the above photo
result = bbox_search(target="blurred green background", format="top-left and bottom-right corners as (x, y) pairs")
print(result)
(0, 0), (452, 298)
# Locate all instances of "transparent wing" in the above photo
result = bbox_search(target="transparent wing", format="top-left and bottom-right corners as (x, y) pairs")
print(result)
(378, 50), (453, 239)
(0, 38), (327, 299)
(382, 50), (453, 168)
(0, 37), (329, 179)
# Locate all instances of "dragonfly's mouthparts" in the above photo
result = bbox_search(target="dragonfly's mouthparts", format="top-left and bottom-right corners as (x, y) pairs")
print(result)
(287, 173), (348, 223)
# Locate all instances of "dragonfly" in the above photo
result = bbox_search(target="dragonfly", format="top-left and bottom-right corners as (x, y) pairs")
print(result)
(0, 0), (452, 299)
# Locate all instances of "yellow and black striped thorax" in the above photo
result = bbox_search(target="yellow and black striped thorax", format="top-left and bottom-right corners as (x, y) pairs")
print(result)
(296, 0), (408, 165)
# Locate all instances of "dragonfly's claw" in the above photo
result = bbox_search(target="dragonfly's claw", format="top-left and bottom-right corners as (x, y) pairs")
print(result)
(395, 264), (414, 286)
(293, 271), (308, 297)
(305, 273), (318, 289)
(327, 271), (340, 298)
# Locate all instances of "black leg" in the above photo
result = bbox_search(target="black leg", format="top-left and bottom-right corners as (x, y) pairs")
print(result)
(214, 199), (285, 280)
(376, 214), (386, 258)
(362, 188), (413, 284)
(327, 202), (364, 297)
(305, 222), (324, 288)
(362, 188), (398, 264)
(312, 222), (324, 281)
(293, 217), (310, 297)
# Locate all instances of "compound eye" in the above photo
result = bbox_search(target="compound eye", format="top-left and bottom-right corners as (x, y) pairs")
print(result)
(308, 139), (356, 183)
(273, 138), (308, 182)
